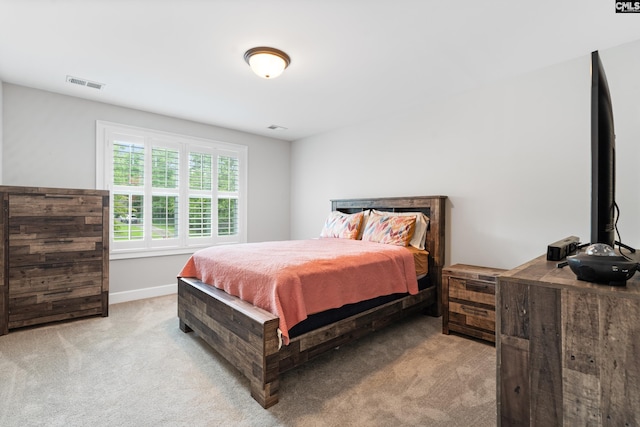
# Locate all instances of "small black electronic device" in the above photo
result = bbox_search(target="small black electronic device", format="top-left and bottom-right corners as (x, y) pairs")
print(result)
(567, 243), (638, 286)
(547, 236), (580, 261)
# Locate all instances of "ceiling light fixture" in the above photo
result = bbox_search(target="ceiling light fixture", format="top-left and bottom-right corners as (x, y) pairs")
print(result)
(244, 47), (291, 79)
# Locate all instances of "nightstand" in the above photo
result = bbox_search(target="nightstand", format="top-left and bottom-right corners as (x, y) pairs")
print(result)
(442, 264), (505, 343)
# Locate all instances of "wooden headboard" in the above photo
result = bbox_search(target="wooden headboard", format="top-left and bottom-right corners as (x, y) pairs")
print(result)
(331, 195), (447, 316)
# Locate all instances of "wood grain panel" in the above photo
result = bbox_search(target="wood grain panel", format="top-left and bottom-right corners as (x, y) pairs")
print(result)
(529, 285), (563, 426)
(8, 194), (104, 217)
(499, 280), (529, 340)
(8, 248), (104, 267)
(9, 271), (102, 296)
(449, 277), (495, 305)
(500, 337), (530, 426)
(563, 290), (599, 376)
(9, 221), (103, 240)
(8, 261), (103, 293)
(10, 284), (103, 308)
(449, 301), (495, 337)
(598, 296), (640, 426)
(8, 294), (103, 327)
(562, 368), (602, 426)
(448, 323), (495, 342)
(449, 301), (495, 320)
(11, 236), (101, 254)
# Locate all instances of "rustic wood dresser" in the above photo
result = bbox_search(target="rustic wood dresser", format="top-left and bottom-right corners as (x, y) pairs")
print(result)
(497, 253), (640, 426)
(0, 186), (109, 335)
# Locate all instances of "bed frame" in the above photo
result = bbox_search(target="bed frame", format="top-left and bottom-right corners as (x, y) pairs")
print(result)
(177, 195), (447, 407)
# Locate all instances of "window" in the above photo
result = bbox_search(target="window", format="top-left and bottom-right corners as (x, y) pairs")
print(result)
(97, 121), (247, 258)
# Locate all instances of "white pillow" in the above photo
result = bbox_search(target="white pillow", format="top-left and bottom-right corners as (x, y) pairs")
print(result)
(356, 210), (371, 240)
(371, 210), (430, 250)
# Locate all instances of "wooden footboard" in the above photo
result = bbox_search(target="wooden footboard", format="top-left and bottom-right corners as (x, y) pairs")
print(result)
(178, 276), (436, 407)
(178, 277), (281, 408)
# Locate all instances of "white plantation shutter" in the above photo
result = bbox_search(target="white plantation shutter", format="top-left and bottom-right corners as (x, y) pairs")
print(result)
(151, 145), (180, 244)
(111, 136), (145, 246)
(188, 151), (213, 238)
(97, 121), (247, 258)
(217, 153), (240, 237)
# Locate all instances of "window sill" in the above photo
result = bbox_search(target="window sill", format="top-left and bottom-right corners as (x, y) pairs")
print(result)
(110, 247), (204, 260)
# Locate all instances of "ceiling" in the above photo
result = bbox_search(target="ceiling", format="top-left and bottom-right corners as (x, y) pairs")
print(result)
(1, 1), (640, 142)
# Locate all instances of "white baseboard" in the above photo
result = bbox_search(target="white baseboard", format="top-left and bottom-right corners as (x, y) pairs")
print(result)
(109, 283), (177, 305)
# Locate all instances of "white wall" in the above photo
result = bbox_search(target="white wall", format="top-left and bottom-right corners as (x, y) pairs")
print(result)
(291, 40), (640, 270)
(2, 84), (291, 301)
(604, 41), (640, 252)
(0, 80), (3, 184)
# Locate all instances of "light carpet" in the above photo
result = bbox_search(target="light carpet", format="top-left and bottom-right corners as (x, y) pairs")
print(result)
(0, 295), (496, 426)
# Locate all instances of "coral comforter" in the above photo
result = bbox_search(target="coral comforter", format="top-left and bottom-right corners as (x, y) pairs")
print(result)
(179, 238), (419, 344)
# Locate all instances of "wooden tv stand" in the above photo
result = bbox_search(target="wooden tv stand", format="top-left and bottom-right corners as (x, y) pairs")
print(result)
(496, 253), (640, 426)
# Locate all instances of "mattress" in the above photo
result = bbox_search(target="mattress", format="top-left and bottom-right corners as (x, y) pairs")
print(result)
(407, 245), (429, 278)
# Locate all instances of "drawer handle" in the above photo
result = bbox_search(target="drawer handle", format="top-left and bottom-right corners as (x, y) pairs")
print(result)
(44, 239), (74, 244)
(461, 306), (488, 317)
(44, 195), (74, 199)
(467, 283), (488, 291)
(44, 289), (73, 296)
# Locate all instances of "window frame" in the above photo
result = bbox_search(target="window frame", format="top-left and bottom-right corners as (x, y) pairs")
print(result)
(96, 121), (247, 259)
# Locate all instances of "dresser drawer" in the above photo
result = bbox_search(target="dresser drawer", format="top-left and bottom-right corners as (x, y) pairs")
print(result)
(9, 215), (104, 239)
(8, 292), (104, 329)
(8, 261), (104, 328)
(8, 262), (103, 296)
(8, 194), (104, 217)
(8, 235), (104, 267)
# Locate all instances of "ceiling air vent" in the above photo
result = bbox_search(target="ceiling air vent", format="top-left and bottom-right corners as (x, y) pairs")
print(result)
(66, 75), (105, 90)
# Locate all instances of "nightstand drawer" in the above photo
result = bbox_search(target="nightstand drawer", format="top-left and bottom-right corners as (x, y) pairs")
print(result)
(449, 277), (495, 305)
(449, 301), (495, 331)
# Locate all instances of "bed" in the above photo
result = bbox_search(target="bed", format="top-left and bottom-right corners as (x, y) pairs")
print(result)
(177, 195), (447, 407)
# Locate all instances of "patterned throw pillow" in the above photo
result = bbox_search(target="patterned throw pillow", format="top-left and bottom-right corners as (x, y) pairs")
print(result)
(361, 212), (416, 246)
(372, 210), (430, 250)
(319, 211), (364, 239)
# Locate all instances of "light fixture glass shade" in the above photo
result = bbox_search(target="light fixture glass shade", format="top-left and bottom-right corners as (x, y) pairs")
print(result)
(244, 47), (291, 79)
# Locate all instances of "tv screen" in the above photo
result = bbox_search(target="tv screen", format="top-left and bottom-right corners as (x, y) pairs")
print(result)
(590, 50), (616, 247)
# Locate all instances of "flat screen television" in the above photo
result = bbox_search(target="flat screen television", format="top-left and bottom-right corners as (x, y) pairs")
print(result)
(590, 50), (616, 248)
